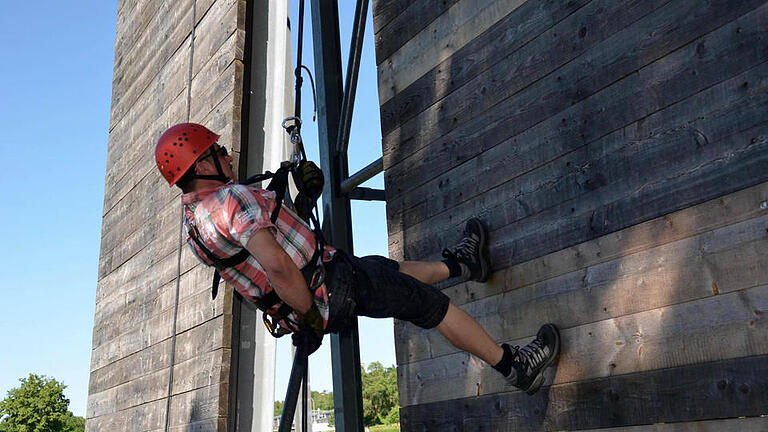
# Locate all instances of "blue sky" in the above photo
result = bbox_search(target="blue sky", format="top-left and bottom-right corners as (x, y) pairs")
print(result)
(0, 0), (392, 418)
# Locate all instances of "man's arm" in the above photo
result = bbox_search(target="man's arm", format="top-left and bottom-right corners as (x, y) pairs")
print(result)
(245, 229), (313, 314)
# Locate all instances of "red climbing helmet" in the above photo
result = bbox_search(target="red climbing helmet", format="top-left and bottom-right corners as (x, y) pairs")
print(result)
(156, 123), (220, 186)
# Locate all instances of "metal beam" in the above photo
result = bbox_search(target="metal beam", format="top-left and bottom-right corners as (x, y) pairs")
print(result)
(348, 187), (385, 201)
(310, 1), (364, 432)
(337, 0), (369, 155)
(341, 156), (383, 194)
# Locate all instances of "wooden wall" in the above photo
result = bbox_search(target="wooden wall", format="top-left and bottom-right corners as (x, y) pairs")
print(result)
(373, 0), (768, 430)
(87, 0), (246, 430)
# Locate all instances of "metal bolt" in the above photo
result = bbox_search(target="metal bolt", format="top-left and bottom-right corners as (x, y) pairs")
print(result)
(761, 201), (768, 210)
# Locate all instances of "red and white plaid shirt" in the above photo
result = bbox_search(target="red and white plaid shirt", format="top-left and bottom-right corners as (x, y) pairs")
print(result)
(181, 183), (334, 329)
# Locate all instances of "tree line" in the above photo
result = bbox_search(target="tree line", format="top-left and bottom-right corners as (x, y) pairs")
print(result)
(0, 374), (84, 432)
(275, 361), (400, 427)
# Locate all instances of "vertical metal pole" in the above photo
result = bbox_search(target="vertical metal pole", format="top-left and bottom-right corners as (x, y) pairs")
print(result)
(310, 1), (364, 432)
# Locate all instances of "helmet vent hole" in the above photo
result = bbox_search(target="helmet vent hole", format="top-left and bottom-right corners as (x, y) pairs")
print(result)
(166, 160), (169, 163)
(177, 168), (181, 171)
(183, 132), (187, 136)
(170, 154), (174, 158)
(184, 138), (189, 141)
(193, 150), (197, 154)
(173, 143), (177, 146)
(179, 143), (183, 147)
(164, 152), (168, 156)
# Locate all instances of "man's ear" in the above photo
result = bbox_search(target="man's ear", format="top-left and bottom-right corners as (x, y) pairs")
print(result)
(194, 160), (213, 175)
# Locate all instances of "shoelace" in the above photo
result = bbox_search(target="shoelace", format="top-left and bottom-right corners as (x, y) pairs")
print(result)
(443, 234), (479, 261)
(515, 338), (549, 370)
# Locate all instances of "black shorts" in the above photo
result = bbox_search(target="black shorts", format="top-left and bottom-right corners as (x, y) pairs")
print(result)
(324, 251), (450, 333)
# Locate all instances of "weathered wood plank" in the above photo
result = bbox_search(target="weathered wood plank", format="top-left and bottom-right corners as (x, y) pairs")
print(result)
(430, 181), (768, 311)
(400, 354), (768, 431)
(110, 1), (193, 128)
(386, 55), (768, 247)
(373, 0), (462, 65)
(382, 0), (766, 204)
(90, 302), (229, 397)
(580, 416), (768, 432)
(388, 13), (768, 261)
(400, 282), (768, 406)
(396, 211), (768, 366)
(377, 0), (526, 105)
(391, 74), (768, 269)
(371, 0), (411, 34)
(167, 382), (228, 427)
(171, 348), (231, 397)
(377, 0), (593, 136)
(189, 0), (241, 79)
(92, 261), (224, 356)
(85, 399), (166, 430)
(89, 339), (171, 396)
(113, 0), (162, 69)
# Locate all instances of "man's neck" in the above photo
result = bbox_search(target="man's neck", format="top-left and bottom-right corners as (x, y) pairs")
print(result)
(189, 179), (229, 193)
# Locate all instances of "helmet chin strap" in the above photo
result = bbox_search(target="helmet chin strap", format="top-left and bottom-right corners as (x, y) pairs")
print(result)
(193, 149), (231, 183)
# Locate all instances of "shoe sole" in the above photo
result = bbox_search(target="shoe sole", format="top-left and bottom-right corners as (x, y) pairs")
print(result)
(469, 218), (490, 282)
(524, 324), (561, 395)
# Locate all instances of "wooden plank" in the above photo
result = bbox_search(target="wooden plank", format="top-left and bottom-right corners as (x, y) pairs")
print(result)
(167, 417), (228, 432)
(374, 0), (462, 65)
(92, 262), (224, 357)
(377, 0), (593, 136)
(371, 0), (411, 34)
(188, 0), (240, 80)
(90, 302), (229, 396)
(392, 110), (768, 269)
(113, 0), (162, 69)
(377, 0), (526, 105)
(400, 354), (768, 431)
(110, 0), (193, 128)
(580, 416), (768, 431)
(89, 339), (171, 395)
(398, 283), (768, 404)
(389, 64), (768, 266)
(167, 382), (228, 427)
(90, 306), (174, 371)
(103, 63), (188, 213)
(115, 367), (170, 412)
(85, 399), (166, 430)
(387, 13), (768, 261)
(395, 212), (768, 366)
(434, 181), (768, 309)
(382, 0), (767, 203)
(170, 348), (230, 395)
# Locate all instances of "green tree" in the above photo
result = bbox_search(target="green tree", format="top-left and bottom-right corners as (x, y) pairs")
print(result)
(0, 374), (83, 432)
(361, 362), (399, 426)
(273, 400), (284, 417)
(310, 391), (334, 411)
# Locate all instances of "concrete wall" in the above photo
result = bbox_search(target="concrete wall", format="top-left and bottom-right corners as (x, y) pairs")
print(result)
(88, 0), (247, 430)
(373, 0), (768, 430)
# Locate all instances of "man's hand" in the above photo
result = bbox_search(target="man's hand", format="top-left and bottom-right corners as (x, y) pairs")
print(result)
(245, 229), (313, 313)
(292, 302), (325, 355)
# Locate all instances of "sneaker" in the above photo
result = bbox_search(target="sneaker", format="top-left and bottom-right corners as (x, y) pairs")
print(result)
(442, 218), (489, 282)
(505, 324), (561, 395)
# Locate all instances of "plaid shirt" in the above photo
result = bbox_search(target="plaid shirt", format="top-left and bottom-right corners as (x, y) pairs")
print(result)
(181, 183), (334, 329)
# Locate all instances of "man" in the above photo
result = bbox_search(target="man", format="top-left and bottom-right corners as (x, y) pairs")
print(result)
(155, 123), (560, 394)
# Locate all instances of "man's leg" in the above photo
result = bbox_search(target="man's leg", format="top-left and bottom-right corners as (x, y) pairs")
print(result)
(399, 261), (449, 284)
(397, 218), (560, 395)
(436, 302), (503, 365)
